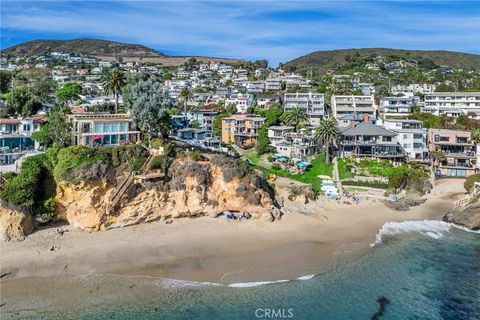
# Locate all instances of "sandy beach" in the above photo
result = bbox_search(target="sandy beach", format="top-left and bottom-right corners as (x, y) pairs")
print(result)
(0, 179), (467, 315)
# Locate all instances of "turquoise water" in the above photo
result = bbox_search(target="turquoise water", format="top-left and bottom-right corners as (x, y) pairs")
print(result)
(15, 221), (480, 320)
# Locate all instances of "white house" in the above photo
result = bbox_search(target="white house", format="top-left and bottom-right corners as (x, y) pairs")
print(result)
(423, 92), (480, 118)
(225, 93), (254, 113)
(283, 92), (325, 126)
(383, 119), (428, 162)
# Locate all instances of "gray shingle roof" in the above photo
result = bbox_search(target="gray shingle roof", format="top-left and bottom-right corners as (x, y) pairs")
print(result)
(341, 122), (397, 137)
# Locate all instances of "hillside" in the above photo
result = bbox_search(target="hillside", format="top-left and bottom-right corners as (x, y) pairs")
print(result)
(0, 38), (245, 66)
(283, 48), (480, 73)
(1, 38), (166, 57)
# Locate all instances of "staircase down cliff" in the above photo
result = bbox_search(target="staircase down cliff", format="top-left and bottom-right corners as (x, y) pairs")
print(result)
(55, 155), (282, 231)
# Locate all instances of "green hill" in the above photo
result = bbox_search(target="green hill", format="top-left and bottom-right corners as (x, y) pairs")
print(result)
(1, 38), (166, 57)
(282, 48), (480, 73)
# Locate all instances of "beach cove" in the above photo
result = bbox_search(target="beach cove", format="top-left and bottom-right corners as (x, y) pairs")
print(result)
(0, 179), (469, 317)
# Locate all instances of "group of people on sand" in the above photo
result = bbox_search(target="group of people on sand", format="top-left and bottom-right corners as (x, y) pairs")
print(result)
(332, 191), (361, 205)
(223, 211), (252, 221)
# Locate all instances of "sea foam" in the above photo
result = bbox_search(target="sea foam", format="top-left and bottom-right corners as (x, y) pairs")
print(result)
(228, 274), (319, 288)
(371, 220), (480, 247)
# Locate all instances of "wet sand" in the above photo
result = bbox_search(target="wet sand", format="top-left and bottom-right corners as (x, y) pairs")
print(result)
(0, 179), (466, 315)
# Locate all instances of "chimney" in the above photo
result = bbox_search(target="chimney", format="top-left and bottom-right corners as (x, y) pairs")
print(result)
(351, 120), (355, 128)
(363, 113), (369, 123)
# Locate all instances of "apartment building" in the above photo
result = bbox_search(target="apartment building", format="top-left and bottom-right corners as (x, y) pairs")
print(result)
(268, 126), (319, 160)
(0, 116), (46, 165)
(283, 92), (325, 126)
(265, 78), (282, 91)
(246, 81), (265, 93)
(224, 93), (254, 113)
(391, 83), (436, 97)
(69, 113), (140, 146)
(427, 129), (478, 177)
(383, 119), (428, 162)
(221, 114), (265, 147)
(423, 92), (480, 118)
(331, 95), (377, 119)
(380, 96), (417, 117)
(339, 115), (405, 160)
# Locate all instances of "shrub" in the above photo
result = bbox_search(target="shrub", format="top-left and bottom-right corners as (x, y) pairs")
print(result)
(464, 174), (480, 193)
(149, 155), (166, 170)
(53, 145), (109, 181)
(271, 164), (281, 170)
(189, 150), (206, 161)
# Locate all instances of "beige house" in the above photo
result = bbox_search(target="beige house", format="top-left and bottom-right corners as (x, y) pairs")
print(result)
(427, 128), (478, 177)
(221, 114), (265, 147)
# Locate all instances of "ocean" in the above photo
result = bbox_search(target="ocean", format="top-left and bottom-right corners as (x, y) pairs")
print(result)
(10, 220), (480, 320)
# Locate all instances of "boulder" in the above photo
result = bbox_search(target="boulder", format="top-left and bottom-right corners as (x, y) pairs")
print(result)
(444, 197), (480, 230)
(0, 203), (34, 241)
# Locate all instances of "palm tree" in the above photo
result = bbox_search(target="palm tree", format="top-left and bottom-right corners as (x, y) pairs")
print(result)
(104, 70), (126, 113)
(180, 87), (192, 117)
(282, 107), (309, 131)
(314, 118), (340, 165)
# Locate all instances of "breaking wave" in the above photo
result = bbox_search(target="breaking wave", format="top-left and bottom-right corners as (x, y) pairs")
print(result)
(371, 220), (480, 247)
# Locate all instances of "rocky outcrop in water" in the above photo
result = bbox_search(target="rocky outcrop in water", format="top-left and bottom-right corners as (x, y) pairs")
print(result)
(0, 202), (34, 241)
(55, 155), (282, 231)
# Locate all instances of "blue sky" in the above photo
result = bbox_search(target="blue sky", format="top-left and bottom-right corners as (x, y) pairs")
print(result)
(1, 1), (479, 66)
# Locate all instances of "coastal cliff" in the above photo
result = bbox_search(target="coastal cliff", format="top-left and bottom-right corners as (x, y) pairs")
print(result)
(443, 196), (480, 230)
(55, 155), (282, 231)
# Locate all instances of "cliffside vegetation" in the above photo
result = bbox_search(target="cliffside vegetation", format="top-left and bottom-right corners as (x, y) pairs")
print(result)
(0, 144), (148, 221)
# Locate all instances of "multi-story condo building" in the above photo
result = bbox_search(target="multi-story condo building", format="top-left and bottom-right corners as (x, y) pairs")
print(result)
(221, 114), (265, 147)
(380, 96), (417, 117)
(186, 110), (219, 131)
(265, 78), (283, 91)
(283, 92), (325, 126)
(383, 119), (428, 162)
(331, 95), (377, 120)
(338, 115), (405, 161)
(69, 112), (141, 146)
(0, 116), (46, 165)
(268, 126), (320, 160)
(423, 92), (480, 118)
(224, 93), (254, 113)
(246, 81), (265, 93)
(391, 83), (436, 97)
(427, 129), (478, 177)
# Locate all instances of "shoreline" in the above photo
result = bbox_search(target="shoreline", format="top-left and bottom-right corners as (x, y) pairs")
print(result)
(0, 179), (466, 314)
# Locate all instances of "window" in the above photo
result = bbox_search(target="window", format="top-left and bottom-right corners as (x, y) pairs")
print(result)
(103, 123), (112, 133)
(403, 134), (408, 139)
(440, 136), (449, 142)
(23, 124), (31, 132)
(120, 122), (126, 132)
(95, 123), (102, 133)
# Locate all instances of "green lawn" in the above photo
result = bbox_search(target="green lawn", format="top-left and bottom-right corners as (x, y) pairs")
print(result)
(244, 150), (262, 165)
(251, 153), (332, 193)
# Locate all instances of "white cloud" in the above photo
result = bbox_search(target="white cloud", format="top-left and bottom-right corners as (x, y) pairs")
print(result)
(1, 1), (479, 65)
